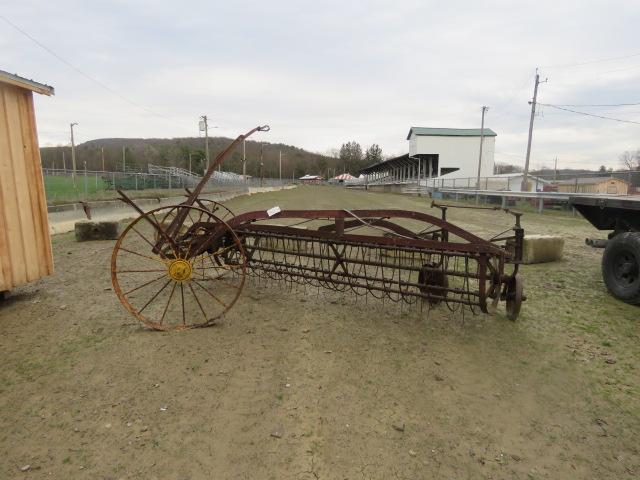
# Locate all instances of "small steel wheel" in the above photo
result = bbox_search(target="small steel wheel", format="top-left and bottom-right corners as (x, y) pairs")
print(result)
(111, 205), (247, 331)
(485, 279), (501, 315)
(194, 199), (235, 222)
(418, 262), (448, 305)
(505, 274), (523, 321)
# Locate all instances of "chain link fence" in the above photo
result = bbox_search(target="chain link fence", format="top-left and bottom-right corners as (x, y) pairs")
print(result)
(43, 167), (292, 204)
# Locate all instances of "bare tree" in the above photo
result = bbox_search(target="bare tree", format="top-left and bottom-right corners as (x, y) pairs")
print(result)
(494, 162), (523, 174)
(620, 149), (640, 170)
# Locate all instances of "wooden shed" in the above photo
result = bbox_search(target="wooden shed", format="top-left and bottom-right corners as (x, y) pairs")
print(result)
(0, 70), (55, 294)
(556, 176), (630, 195)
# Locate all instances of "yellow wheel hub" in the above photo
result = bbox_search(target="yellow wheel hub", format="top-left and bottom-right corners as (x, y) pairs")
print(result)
(168, 259), (192, 282)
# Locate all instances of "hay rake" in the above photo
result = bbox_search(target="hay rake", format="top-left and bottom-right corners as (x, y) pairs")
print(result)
(111, 126), (525, 331)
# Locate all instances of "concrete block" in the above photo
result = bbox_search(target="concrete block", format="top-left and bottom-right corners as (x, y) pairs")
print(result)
(522, 235), (564, 264)
(75, 221), (121, 242)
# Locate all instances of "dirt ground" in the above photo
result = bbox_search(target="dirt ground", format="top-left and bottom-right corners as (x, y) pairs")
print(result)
(1, 186), (638, 479)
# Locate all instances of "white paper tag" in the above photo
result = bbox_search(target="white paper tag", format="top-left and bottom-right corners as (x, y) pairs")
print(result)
(267, 206), (281, 217)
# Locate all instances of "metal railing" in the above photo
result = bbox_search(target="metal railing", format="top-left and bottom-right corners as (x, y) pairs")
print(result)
(424, 171), (640, 195)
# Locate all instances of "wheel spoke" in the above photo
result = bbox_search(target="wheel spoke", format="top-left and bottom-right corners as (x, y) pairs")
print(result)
(180, 282), (186, 326)
(192, 279), (229, 308)
(123, 272), (168, 296)
(160, 281), (178, 325)
(131, 226), (161, 252)
(188, 282), (208, 321)
(139, 279), (172, 314)
(119, 246), (168, 265)
(194, 271), (241, 290)
(117, 268), (167, 273)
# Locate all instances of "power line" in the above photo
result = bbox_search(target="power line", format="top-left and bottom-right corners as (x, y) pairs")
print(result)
(539, 103), (640, 125)
(0, 14), (190, 131)
(541, 51), (640, 69)
(490, 72), (535, 119)
(547, 102), (640, 107)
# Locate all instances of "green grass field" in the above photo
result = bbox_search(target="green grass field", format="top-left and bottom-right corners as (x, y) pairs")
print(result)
(44, 175), (110, 203)
(43, 175), (197, 205)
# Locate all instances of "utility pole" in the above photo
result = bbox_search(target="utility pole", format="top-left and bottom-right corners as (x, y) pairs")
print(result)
(70, 122), (78, 187)
(522, 69), (547, 191)
(200, 115), (210, 171)
(101, 146), (105, 172)
(83, 158), (88, 200)
(279, 150), (285, 183)
(475, 106), (489, 204)
(242, 139), (247, 181)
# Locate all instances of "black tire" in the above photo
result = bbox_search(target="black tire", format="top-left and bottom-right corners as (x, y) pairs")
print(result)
(602, 232), (640, 304)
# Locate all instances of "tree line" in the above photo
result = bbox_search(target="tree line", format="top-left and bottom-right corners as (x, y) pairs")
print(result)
(39, 137), (386, 179)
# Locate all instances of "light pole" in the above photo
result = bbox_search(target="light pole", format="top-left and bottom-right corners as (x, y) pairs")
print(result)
(199, 116), (209, 172)
(260, 142), (264, 187)
(70, 122), (78, 187)
(476, 106), (488, 204)
(279, 150), (286, 183)
(188, 152), (201, 174)
(199, 116), (219, 172)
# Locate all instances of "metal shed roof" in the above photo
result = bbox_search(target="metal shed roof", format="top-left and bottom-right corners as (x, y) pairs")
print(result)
(0, 70), (54, 96)
(359, 153), (432, 175)
(407, 127), (496, 140)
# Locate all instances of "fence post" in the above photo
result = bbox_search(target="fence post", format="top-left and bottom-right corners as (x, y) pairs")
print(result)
(538, 197), (544, 213)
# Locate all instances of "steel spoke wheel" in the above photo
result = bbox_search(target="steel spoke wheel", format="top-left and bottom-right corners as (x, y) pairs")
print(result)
(194, 199), (235, 222)
(111, 205), (246, 331)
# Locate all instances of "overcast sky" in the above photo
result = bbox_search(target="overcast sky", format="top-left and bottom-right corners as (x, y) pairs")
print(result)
(2, 0), (639, 170)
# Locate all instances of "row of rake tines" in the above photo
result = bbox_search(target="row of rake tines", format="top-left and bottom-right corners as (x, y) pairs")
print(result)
(229, 232), (483, 314)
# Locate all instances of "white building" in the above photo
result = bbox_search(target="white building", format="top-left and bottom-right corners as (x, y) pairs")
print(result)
(408, 127), (496, 178)
(428, 172), (549, 192)
(359, 127), (496, 187)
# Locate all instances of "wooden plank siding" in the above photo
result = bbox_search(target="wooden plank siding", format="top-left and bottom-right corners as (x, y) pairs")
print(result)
(557, 178), (629, 195)
(0, 83), (53, 291)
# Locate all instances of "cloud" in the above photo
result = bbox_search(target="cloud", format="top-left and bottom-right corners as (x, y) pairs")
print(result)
(2, 0), (640, 169)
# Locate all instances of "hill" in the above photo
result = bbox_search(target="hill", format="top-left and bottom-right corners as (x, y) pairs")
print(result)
(40, 137), (339, 179)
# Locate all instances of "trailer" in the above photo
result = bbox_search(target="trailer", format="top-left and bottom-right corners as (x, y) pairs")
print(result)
(569, 196), (640, 304)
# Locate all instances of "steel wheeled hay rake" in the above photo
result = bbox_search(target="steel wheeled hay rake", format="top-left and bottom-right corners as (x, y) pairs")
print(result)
(111, 126), (525, 331)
